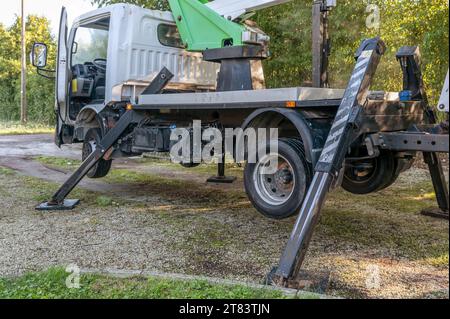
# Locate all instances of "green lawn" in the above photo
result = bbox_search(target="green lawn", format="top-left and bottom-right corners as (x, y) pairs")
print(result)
(0, 121), (53, 135)
(0, 268), (297, 299)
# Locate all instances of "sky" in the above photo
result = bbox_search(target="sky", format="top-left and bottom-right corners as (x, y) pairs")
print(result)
(0, 0), (97, 35)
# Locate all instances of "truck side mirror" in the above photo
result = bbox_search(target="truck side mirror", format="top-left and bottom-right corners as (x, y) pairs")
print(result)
(31, 42), (48, 68)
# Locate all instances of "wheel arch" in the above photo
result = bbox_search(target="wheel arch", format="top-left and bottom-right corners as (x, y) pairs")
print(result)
(75, 104), (107, 141)
(241, 108), (317, 165)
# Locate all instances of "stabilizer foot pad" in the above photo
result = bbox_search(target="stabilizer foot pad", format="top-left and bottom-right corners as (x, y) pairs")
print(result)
(421, 208), (449, 220)
(267, 267), (330, 294)
(207, 176), (237, 184)
(36, 199), (80, 211)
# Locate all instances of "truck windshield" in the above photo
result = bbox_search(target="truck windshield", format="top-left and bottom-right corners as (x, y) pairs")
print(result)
(72, 26), (109, 65)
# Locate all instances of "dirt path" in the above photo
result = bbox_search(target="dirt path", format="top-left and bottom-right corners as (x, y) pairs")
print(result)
(0, 134), (80, 159)
(0, 134), (448, 299)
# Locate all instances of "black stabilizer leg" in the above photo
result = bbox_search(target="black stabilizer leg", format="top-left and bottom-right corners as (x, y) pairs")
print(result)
(36, 68), (174, 211)
(207, 138), (236, 184)
(271, 37), (386, 287)
(421, 152), (449, 219)
(36, 110), (136, 211)
(395, 47), (449, 219)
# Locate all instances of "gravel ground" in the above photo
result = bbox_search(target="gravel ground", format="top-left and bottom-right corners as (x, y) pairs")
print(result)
(0, 134), (448, 298)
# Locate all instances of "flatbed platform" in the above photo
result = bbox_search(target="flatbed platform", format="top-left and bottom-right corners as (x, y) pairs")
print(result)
(138, 87), (345, 109)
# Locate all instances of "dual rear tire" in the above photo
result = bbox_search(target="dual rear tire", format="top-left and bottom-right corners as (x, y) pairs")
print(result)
(342, 151), (408, 195)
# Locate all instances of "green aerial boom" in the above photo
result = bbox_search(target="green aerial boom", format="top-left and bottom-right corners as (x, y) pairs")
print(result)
(168, 0), (245, 51)
(168, 0), (290, 51)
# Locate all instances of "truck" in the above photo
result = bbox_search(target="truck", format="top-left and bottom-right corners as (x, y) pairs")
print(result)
(30, 0), (449, 287)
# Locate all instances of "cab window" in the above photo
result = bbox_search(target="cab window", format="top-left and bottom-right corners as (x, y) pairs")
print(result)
(72, 25), (109, 66)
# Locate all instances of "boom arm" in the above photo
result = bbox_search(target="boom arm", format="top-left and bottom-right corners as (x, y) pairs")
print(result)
(206, 0), (291, 21)
(168, 0), (292, 51)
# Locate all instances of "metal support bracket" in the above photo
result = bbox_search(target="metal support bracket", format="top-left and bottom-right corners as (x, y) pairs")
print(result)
(373, 132), (449, 153)
(203, 45), (266, 92)
(272, 37), (386, 286)
(396, 46), (427, 102)
(312, 0), (336, 88)
(370, 129), (449, 218)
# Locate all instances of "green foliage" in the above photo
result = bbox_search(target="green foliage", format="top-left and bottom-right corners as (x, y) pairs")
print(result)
(0, 16), (56, 124)
(91, 0), (169, 10)
(0, 267), (290, 299)
(255, 0), (449, 105)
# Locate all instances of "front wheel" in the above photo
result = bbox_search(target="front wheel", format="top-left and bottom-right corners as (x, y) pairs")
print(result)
(82, 128), (112, 179)
(244, 138), (312, 220)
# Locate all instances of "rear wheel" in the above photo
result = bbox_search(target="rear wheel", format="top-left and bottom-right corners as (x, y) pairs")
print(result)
(342, 151), (397, 195)
(82, 128), (112, 179)
(244, 138), (312, 220)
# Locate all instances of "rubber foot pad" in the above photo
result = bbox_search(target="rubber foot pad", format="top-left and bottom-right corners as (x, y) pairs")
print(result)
(207, 176), (237, 184)
(267, 267), (331, 294)
(35, 199), (80, 211)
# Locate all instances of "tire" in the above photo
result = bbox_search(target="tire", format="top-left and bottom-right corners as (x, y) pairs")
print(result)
(379, 157), (415, 190)
(82, 128), (112, 179)
(244, 138), (312, 220)
(342, 151), (396, 195)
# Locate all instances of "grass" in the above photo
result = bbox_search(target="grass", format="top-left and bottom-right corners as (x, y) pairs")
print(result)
(0, 165), (123, 209)
(31, 155), (450, 265)
(141, 154), (245, 177)
(318, 179), (449, 264)
(0, 166), (15, 176)
(0, 121), (53, 135)
(35, 156), (80, 168)
(34, 156), (248, 206)
(0, 268), (291, 299)
(36, 154), (244, 178)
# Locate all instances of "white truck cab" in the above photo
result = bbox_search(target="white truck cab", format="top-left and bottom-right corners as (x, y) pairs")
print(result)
(51, 4), (218, 144)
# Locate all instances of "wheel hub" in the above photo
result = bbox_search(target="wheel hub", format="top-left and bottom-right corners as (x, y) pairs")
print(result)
(82, 140), (96, 160)
(254, 154), (296, 206)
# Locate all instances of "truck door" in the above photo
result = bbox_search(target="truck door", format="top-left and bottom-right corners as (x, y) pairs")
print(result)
(55, 7), (69, 146)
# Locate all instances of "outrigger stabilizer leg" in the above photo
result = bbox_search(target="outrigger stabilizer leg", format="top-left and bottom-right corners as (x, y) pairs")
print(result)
(422, 151), (449, 219)
(36, 68), (174, 211)
(207, 137), (237, 184)
(394, 47), (449, 219)
(271, 37), (386, 287)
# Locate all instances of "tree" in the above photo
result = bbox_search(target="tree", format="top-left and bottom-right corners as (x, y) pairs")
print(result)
(91, 0), (169, 10)
(0, 15), (56, 123)
(255, 0), (448, 105)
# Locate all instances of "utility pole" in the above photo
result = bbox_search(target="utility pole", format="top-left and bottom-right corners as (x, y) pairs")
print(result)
(20, 0), (27, 125)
